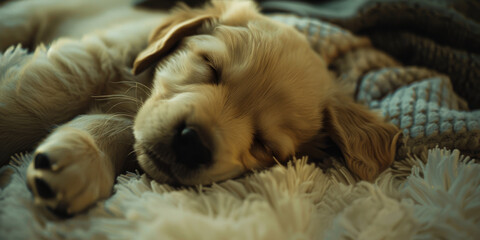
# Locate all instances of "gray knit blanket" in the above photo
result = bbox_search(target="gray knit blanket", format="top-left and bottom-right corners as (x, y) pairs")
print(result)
(267, 0), (480, 160)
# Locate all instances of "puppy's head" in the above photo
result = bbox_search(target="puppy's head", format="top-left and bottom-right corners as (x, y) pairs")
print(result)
(132, 0), (399, 185)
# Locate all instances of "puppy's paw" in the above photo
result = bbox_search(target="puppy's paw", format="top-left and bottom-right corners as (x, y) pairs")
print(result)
(26, 128), (115, 215)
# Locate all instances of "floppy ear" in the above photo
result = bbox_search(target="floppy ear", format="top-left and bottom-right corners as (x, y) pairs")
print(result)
(132, 14), (215, 75)
(323, 94), (401, 181)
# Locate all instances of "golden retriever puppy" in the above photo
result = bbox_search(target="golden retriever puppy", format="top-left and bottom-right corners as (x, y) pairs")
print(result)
(0, 0), (399, 215)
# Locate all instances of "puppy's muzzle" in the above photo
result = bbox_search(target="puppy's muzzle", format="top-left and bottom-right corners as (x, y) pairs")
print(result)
(171, 125), (212, 169)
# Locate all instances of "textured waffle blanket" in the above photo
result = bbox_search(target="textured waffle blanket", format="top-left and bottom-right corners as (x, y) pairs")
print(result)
(268, 1), (480, 159)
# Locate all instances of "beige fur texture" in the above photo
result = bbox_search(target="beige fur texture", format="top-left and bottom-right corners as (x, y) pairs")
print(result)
(0, 0), (399, 214)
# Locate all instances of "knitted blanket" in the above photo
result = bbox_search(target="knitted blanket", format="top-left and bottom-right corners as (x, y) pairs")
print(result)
(267, 1), (480, 159)
(1, 2), (480, 239)
(262, 0), (480, 107)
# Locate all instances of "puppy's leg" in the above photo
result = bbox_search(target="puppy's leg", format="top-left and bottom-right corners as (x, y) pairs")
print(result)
(0, 0), (133, 51)
(0, 40), (112, 165)
(26, 113), (134, 215)
(0, 0), (83, 50)
(0, 19), (156, 165)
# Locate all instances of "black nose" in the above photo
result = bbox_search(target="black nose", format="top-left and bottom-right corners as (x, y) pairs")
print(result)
(172, 126), (212, 169)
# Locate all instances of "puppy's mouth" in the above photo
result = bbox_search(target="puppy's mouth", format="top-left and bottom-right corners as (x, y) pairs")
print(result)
(139, 146), (210, 185)
(143, 148), (179, 183)
(136, 125), (215, 185)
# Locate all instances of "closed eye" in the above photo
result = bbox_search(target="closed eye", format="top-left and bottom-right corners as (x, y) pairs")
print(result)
(250, 132), (277, 166)
(202, 55), (220, 85)
(252, 133), (272, 154)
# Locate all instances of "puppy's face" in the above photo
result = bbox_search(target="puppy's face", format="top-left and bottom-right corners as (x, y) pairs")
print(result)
(132, 1), (331, 185)
(133, 1), (399, 185)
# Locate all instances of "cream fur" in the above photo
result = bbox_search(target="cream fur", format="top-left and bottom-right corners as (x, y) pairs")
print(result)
(0, 0), (399, 214)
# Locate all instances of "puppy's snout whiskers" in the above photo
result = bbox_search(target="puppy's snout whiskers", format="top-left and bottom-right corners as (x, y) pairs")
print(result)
(94, 94), (142, 104)
(115, 80), (153, 96)
(93, 94), (144, 115)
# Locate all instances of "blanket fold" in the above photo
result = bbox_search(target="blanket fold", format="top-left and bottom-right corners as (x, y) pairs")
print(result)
(262, 0), (480, 108)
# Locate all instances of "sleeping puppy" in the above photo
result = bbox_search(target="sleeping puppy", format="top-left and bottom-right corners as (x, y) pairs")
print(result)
(0, 0), (399, 214)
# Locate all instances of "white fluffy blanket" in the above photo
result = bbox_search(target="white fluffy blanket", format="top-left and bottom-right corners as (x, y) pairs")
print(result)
(1, 147), (479, 239)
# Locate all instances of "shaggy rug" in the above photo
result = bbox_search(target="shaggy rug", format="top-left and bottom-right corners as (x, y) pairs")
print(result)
(1, 147), (479, 239)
